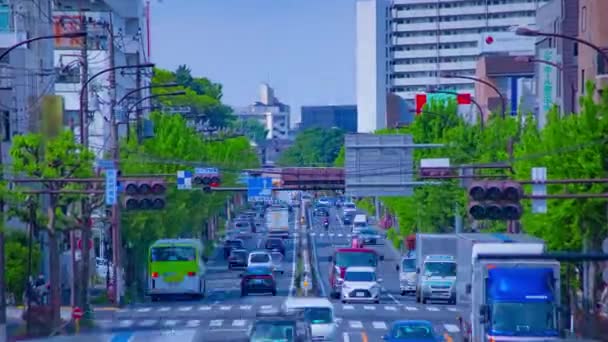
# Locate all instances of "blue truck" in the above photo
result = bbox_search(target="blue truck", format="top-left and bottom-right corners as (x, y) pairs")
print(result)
(462, 241), (561, 342)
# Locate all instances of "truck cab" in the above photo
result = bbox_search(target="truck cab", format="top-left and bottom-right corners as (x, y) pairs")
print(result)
(416, 255), (457, 304)
(328, 248), (383, 298)
(398, 256), (417, 296)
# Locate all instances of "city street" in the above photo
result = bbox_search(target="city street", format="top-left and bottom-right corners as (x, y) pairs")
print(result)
(308, 208), (465, 341)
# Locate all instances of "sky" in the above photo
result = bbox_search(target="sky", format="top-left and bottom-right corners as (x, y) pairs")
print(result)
(150, 0), (357, 125)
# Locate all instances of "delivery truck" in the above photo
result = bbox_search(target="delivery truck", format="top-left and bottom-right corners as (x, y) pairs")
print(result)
(266, 207), (290, 239)
(415, 234), (458, 304)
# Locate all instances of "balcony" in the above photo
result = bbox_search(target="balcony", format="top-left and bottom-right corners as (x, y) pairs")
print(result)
(393, 76), (472, 87)
(394, 33), (482, 46)
(394, 2), (539, 19)
(393, 47), (479, 59)
(393, 61), (477, 73)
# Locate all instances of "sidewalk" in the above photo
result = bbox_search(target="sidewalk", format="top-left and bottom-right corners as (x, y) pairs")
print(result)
(6, 305), (119, 321)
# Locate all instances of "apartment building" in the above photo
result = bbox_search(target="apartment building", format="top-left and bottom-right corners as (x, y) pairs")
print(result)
(233, 83), (291, 140)
(356, 0), (547, 132)
(300, 105), (357, 132)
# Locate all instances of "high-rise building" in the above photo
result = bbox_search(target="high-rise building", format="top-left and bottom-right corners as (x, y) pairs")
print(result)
(233, 83), (291, 140)
(356, 0), (547, 132)
(300, 105), (357, 132)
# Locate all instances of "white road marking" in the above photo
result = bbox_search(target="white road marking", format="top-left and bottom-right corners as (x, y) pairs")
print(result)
(159, 307), (170, 312)
(186, 319), (200, 327)
(447, 307), (458, 312)
(338, 234), (343, 237)
(210, 319), (223, 327)
(178, 306), (193, 311)
(96, 319), (112, 328)
(319, 233), (325, 237)
(343, 305), (354, 310)
(405, 306), (419, 311)
(349, 321), (363, 328)
(384, 305), (397, 311)
(261, 305), (274, 310)
(444, 324), (461, 333)
(427, 306), (440, 311)
(329, 233), (335, 237)
(372, 321), (388, 329)
(343, 332), (350, 342)
(117, 308), (129, 313)
(118, 319), (134, 328)
(387, 292), (401, 305)
(139, 319), (157, 327)
(239, 305), (252, 310)
(288, 212), (298, 297)
(363, 305), (376, 310)
(199, 305), (211, 311)
(163, 319), (179, 327)
(220, 305), (232, 311)
(233, 319), (247, 327)
(136, 307), (151, 313)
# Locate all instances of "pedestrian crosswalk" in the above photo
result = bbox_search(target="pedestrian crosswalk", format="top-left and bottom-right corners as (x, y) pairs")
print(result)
(95, 317), (462, 334)
(309, 232), (353, 238)
(114, 302), (463, 316)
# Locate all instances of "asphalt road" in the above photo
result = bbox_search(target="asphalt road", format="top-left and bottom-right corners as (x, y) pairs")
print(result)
(87, 209), (298, 341)
(309, 207), (465, 342)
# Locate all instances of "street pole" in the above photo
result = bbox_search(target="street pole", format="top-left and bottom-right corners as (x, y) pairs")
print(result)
(135, 68), (142, 144)
(440, 73), (507, 119)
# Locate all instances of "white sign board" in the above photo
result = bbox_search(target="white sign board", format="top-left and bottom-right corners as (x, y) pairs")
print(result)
(531, 167), (547, 214)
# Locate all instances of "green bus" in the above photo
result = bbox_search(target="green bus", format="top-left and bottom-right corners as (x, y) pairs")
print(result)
(147, 238), (207, 301)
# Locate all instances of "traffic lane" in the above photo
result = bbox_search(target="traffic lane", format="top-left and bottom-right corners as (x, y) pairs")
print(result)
(338, 321), (463, 342)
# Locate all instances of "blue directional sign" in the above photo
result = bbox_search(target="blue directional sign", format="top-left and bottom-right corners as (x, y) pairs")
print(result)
(247, 177), (273, 202)
(237, 172), (249, 185)
(177, 170), (193, 190)
(105, 169), (118, 205)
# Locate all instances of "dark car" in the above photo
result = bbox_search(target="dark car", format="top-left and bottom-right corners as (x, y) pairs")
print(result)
(382, 320), (441, 341)
(228, 249), (248, 270)
(356, 228), (382, 245)
(223, 239), (245, 259)
(313, 207), (329, 217)
(343, 213), (354, 225)
(249, 309), (312, 342)
(264, 238), (286, 256)
(241, 266), (277, 296)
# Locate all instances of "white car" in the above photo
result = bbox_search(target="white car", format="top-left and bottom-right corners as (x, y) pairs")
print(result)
(282, 297), (337, 342)
(340, 266), (382, 304)
(248, 251), (273, 270)
(270, 251), (284, 274)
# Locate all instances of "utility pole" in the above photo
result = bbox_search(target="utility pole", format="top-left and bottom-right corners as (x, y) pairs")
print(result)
(135, 67), (142, 144)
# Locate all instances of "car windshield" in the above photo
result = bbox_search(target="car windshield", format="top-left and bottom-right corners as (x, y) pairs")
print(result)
(303, 307), (333, 324)
(344, 204), (355, 209)
(150, 246), (196, 262)
(250, 322), (295, 342)
(336, 252), (377, 267)
(251, 254), (270, 263)
(402, 258), (416, 272)
(360, 229), (376, 235)
(424, 262), (456, 277)
(490, 302), (557, 334)
(231, 251), (247, 259)
(227, 240), (243, 248)
(345, 271), (375, 282)
(392, 323), (434, 339)
(266, 240), (282, 248)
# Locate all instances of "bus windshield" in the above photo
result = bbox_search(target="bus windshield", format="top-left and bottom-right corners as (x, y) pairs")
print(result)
(335, 251), (377, 267)
(151, 246), (196, 262)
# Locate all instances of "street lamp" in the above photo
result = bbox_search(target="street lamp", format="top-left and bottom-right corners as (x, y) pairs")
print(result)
(441, 72), (507, 119)
(513, 55), (563, 71)
(79, 62), (155, 146)
(515, 26), (608, 65)
(0, 31), (87, 61)
(425, 87), (485, 130)
(116, 82), (179, 106)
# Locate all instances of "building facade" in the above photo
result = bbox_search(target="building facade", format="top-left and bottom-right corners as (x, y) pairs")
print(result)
(300, 105), (357, 132)
(356, 0), (547, 132)
(233, 83), (291, 140)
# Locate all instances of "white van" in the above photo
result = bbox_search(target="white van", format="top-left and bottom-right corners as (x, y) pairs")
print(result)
(352, 214), (367, 233)
(282, 297), (336, 341)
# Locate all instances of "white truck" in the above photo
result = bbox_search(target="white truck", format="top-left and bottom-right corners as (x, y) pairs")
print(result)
(415, 234), (458, 304)
(266, 207), (290, 239)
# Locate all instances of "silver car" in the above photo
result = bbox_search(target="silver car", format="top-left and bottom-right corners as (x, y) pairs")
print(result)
(270, 251), (284, 274)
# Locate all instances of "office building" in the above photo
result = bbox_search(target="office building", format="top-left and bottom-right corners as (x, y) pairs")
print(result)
(356, 0), (547, 132)
(233, 83), (291, 140)
(300, 105), (357, 132)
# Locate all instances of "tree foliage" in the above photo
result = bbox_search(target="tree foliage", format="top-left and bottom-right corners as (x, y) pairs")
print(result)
(278, 128), (344, 166)
(5, 231), (40, 303)
(232, 118), (268, 146)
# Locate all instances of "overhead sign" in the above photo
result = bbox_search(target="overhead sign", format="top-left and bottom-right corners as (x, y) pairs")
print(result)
(177, 170), (193, 190)
(195, 167), (219, 175)
(537, 48), (559, 128)
(248, 177), (273, 202)
(344, 134), (415, 197)
(531, 167), (547, 214)
(105, 169), (118, 205)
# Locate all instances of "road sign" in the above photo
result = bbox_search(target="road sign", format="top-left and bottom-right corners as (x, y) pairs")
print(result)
(531, 167), (547, 213)
(105, 169), (118, 205)
(96, 159), (115, 169)
(72, 306), (83, 320)
(177, 170), (193, 190)
(195, 167), (219, 175)
(247, 177), (273, 202)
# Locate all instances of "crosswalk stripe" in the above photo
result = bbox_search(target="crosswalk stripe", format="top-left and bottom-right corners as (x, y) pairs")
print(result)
(159, 307), (171, 312)
(444, 324), (460, 333)
(186, 320), (200, 327)
(96, 319), (113, 328)
(372, 321), (387, 329)
(118, 319), (134, 328)
(199, 305), (211, 311)
(139, 319), (157, 327)
(210, 319), (223, 327)
(349, 321), (363, 328)
(136, 307), (151, 313)
(240, 305), (252, 310)
(261, 305), (274, 310)
(427, 307), (440, 311)
(405, 306), (418, 311)
(447, 307), (458, 312)
(163, 319), (179, 327)
(384, 306), (397, 311)
(338, 234), (343, 237)
(343, 305), (354, 310)
(363, 305), (376, 310)
(178, 306), (193, 311)
(220, 305), (232, 310)
(233, 319), (247, 327)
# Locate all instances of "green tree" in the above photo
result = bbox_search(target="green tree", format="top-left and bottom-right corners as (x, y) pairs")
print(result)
(232, 119), (268, 145)
(5, 231), (41, 304)
(9, 130), (95, 326)
(278, 128), (344, 166)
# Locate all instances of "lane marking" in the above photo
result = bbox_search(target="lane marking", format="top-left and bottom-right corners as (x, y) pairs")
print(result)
(427, 306), (440, 311)
(220, 305), (232, 311)
(444, 324), (460, 333)
(343, 332), (350, 342)
(199, 305), (211, 311)
(240, 305), (252, 310)
(233, 319), (247, 327)
(405, 306), (418, 311)
(363, 305), (376, 310)
(138, 319), (157, 327)
(384, 305), (397, 311)
(136, 307), (151, 313)
(261, 305), (274, 310)
(178, 306), (193, 311)
(210, 319), (223, 327)
(159, 307), (170, 312)
(163, 319), (179, 327)
(372, 321), (387, 329)
(349, 321), (363, 328)
(447, 307), (458, 312)
(343, 305), (354, 310)
(118, 319), (134, 328)
(186, 319), (200, 327)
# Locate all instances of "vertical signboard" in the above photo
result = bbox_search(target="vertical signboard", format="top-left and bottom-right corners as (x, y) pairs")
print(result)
(537, 48), (559, 128)
(105, 169), (118, 206)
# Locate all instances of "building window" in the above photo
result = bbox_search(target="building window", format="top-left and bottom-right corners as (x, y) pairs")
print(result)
(581, 69), (585, 94)
(581, 6), (587, 32)
(2, 111), (9, 142)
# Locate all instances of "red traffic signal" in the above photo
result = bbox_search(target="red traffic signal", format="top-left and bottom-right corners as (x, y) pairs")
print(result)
(122, 179), (166, 211)
(194, 175), (221, 187)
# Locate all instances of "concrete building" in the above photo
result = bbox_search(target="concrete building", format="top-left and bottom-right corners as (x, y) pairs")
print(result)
(474, 53), (536, 122)
(534, 0), (579, 128)
(233, 83), (291, 140)
(53, 0), (151, 158)
(576, 0), (608, 109)
(300, 105), (357, 132)
(356, 0), (547, 132)
(0, 0), (55, 163)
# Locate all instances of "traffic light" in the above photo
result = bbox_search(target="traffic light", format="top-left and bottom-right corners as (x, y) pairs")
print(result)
(122, 178), (166, 211)
(193, 174), (221, 187)
(467, 181), (523, 220)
